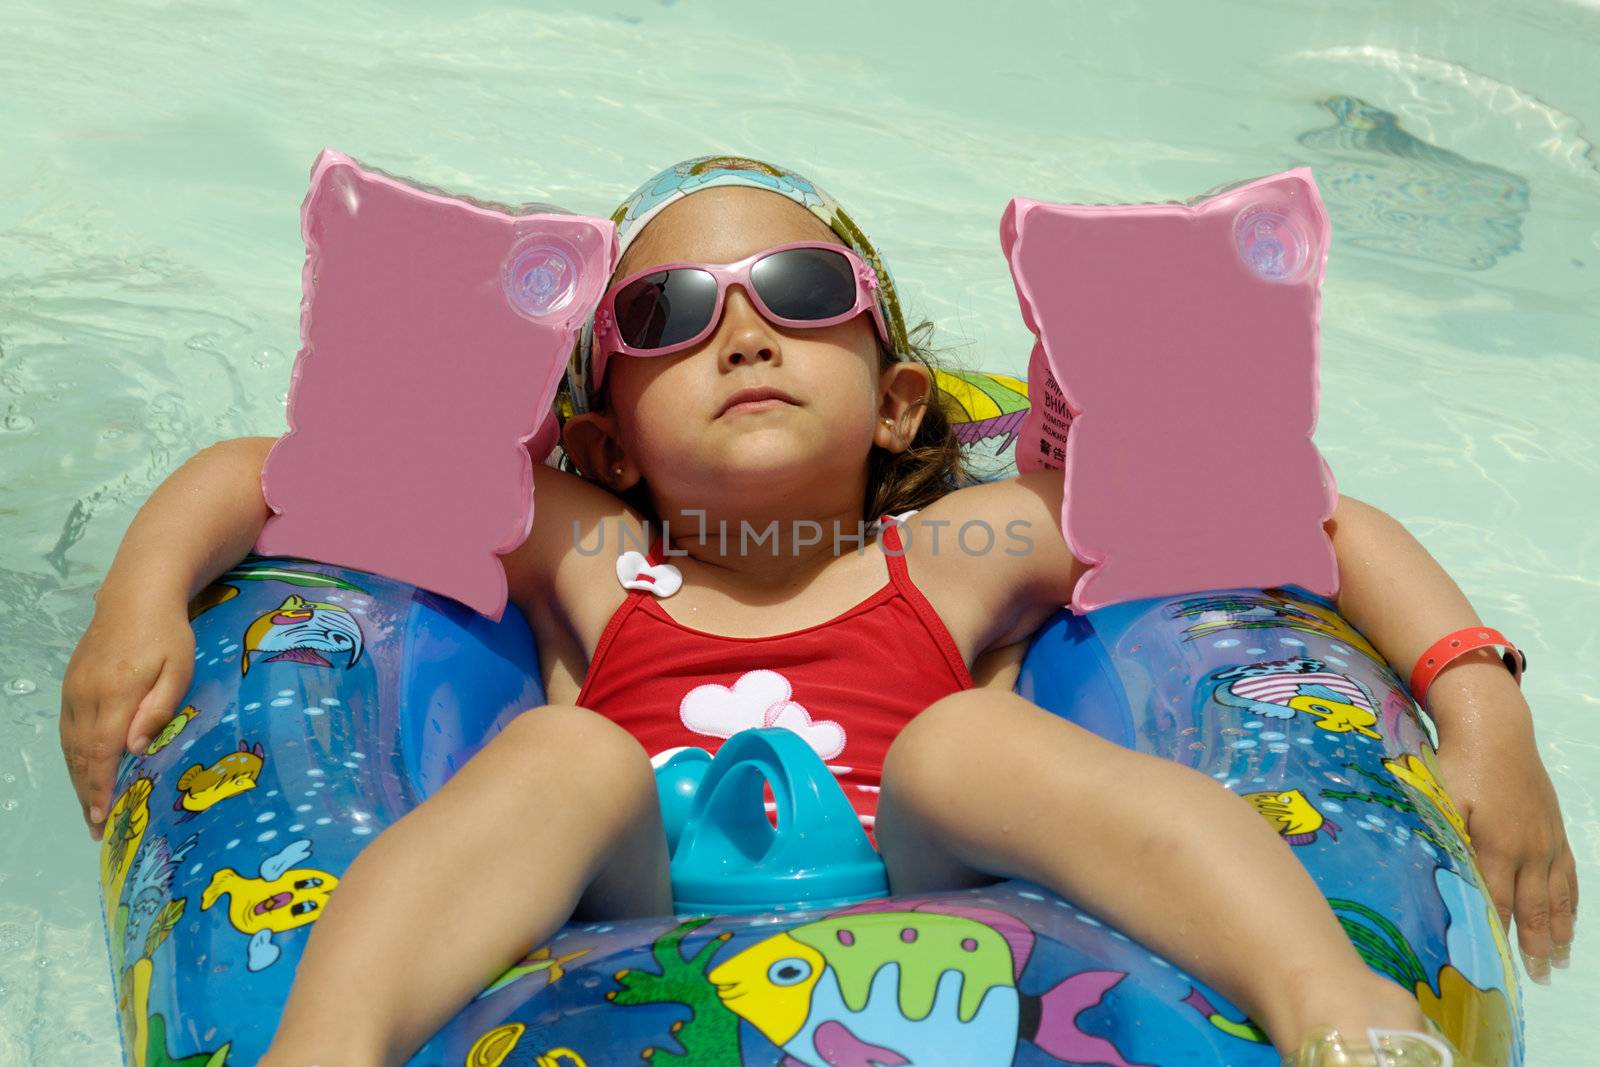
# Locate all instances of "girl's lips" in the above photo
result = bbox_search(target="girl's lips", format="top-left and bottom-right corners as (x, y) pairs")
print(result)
(721, 398), (794, 417)
(716, 387), (799, 418)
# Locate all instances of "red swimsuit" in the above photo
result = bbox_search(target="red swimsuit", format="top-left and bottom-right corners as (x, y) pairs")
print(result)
(576, 518), (974, 833)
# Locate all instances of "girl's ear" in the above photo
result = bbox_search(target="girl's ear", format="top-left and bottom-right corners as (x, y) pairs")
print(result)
(562, 412), (639, 490)
(875, 362), (933, 452)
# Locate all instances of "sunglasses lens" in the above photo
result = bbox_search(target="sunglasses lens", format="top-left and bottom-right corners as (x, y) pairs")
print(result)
(752, 247), (859, 322)
(614, 268), (719, 350)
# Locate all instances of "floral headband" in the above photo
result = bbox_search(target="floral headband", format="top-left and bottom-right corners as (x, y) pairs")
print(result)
(561, 154), (911, 417)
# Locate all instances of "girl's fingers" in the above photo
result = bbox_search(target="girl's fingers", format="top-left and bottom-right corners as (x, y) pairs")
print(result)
(1480, 854), (1516, 936)
(60, 697), (119, 841)
(59, 698), (92, 826)
(1513, 863), (1556, 985)
(1572, 849), (1582, 923)
(125, 660), (189, 753)
(1551, 846), (1579, 968)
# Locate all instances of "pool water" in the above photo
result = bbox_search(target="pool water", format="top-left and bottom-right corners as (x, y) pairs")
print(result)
(1, 0), (1596, 1061)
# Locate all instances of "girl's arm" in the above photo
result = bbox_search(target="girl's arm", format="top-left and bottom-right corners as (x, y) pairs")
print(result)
(501, 462), (648, 693)
(1328, 495), (1577, 981)
(60, 436), (276, 840)
(947, 476), (1575, 977)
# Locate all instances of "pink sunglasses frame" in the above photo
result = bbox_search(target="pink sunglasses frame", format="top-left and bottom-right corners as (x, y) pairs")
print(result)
(589, 240), (892, 392)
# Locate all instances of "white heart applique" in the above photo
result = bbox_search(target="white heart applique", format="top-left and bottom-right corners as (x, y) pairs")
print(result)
(616, 550), (683, 597)
(679, 669), (847, 760)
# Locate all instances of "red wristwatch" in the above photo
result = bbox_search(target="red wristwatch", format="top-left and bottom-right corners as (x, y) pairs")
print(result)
(1409, 627), (1527, 706)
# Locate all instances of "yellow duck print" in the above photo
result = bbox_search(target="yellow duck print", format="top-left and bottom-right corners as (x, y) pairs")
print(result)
(201, 838), (338, 971)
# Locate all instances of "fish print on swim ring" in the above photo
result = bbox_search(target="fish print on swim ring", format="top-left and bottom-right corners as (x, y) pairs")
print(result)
(707, 900), (1147, 1067)
(1210, 658), (1383, 739)
(240, 594), (364, 675)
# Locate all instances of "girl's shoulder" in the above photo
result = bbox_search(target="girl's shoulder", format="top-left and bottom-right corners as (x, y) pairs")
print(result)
(907, 470), (1086, 652)
(504, 463), (647, 615)
(918, 469), (1064, 525)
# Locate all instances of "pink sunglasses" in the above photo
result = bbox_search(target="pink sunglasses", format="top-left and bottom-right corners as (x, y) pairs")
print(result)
(590, 241), (892, 391)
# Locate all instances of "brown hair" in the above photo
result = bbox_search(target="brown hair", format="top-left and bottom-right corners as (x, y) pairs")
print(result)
(553, 318), (977, 524)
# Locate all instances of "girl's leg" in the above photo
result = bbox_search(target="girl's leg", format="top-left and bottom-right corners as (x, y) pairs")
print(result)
(875, 689), (1426, 1056)
(260, 704), (671, 1067)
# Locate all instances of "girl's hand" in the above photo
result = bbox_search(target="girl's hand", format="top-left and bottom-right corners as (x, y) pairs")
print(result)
(59, 593), (194, 841)
(1436, 723), (1578, 985)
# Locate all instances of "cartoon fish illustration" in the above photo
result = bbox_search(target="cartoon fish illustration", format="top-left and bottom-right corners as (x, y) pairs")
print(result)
(173, 741), (264, 817)
(144, 706), (200, 755)
(1384, 753), (1468, 839)
(1241, 789), (1340, 846)
(1212, 658), (1383, 739)
(707, 900), (1147, 1067)
(202, 838), (338, 971)
(1171, 589), (1384, 665)
(1181, 987), (1268, 1045)
(241, 593), (364, 676)
(101, 776), (155, 908)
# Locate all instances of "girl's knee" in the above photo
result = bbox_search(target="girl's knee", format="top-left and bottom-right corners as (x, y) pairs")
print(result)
(497, 705), (657, 803)
(884, 689), (1098, 800)
(503, 703), (643, 756)
(883, 689), (1007, 797)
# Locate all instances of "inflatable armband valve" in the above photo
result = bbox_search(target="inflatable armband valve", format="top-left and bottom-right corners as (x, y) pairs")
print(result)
(1002, 169), (1340, 611)
(257, 149), (616, 619)
(669, 728), (889, 914)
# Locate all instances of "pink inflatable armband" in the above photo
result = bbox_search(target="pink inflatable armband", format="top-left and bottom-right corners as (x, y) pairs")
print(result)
(257, 150), (615, 619)
(1002, 169), (1339, 611)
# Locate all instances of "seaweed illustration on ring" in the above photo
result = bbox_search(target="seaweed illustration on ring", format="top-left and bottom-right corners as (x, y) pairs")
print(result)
(606, 917), (742, 1065)
(1317, 762), (1468, 864)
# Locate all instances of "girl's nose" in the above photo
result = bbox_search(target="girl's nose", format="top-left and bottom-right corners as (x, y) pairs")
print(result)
(717, 286), (780, 370)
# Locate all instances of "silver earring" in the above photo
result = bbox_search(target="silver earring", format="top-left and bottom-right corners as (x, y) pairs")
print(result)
(612, 465), (624, 478)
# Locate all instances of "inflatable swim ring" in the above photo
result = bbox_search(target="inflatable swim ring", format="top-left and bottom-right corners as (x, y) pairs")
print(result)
(97, 153), (1519, 1065)
(99, 558), (1521, 1066)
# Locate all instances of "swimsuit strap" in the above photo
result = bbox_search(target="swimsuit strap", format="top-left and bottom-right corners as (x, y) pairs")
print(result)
(578, 523), (668, 706)
(879, 515), (973, 687)
(879, 515), (912, 583)
(645, 525), (668, 568)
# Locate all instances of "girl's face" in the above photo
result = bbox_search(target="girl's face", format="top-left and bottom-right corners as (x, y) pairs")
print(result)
(582, 186), (922, 510)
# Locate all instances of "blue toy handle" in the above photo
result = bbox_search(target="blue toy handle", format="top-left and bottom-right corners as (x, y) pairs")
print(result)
(665, 728), (888, 914)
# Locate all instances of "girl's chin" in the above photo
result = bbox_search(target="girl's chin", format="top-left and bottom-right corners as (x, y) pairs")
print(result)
(707, 423), (834, 455)
(700, 443), (843, 484)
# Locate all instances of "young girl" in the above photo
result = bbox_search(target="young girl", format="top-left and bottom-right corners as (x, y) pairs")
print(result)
(61, 156), (1575, 1066)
